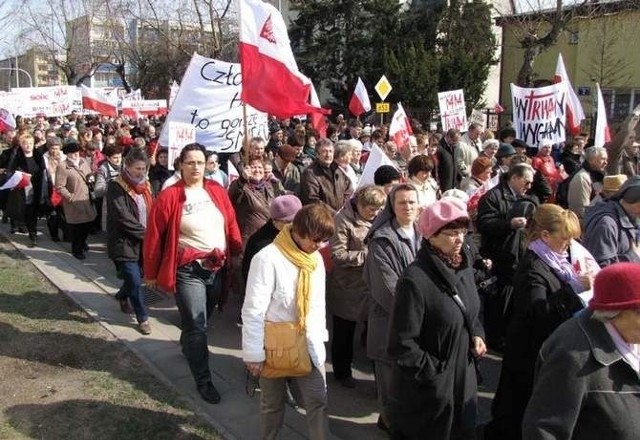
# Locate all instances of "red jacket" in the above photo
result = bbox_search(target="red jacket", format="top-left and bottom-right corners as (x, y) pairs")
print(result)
(143, 179), (242, 293)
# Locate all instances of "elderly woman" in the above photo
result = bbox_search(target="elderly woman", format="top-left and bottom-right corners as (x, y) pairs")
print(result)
(327, 184), (387, 388)
(106, 148), (153, 335)
(55, 142), (96, 259)
(406, 154), (439, 208)
(144, 143), (242, 404)
(460, 156), (493, 196)
(480, 138), (499, 168)
(43, 137), (66, 241)
(242, 204), (336, 439)
(387, 198), (486, 439)
(334, 140), (358, 189)
(228, 157), (280, 247)
(523, 263), (640, 440)
(363, 183), (420, 431)
(487, 204), (591, 440)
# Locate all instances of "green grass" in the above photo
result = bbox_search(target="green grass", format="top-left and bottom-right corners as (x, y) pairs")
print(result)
(0, 239), (221, 440)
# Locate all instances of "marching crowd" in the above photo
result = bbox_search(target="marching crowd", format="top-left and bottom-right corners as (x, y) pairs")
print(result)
(1, 109), (640, 440)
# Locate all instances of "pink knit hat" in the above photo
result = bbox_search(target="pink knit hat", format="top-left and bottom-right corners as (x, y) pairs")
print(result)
(269, 195), (302, 222)
(417, 198), (469, 239)
(589, 263), (640, 310)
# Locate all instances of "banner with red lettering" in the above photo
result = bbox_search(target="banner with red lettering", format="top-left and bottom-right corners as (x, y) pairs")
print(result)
(438, 89), (468, 132)
(511, 82), (568, 148)
(121, 99), (167, 119)
(167, 122), (196, 170)
(0, 86), (82, 117)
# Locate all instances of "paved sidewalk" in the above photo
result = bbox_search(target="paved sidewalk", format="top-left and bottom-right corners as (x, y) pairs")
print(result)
(1, 222), (500, 439)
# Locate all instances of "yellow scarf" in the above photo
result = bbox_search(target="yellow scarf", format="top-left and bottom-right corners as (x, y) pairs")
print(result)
(273, 224), (317, 332)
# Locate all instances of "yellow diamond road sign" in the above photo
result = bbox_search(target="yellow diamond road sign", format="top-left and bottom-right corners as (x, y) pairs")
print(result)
(375, 75), (392, 101)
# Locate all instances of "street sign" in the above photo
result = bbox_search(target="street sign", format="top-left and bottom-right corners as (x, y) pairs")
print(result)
(376, 102), (390, 113)
(375, 75), (392, 101)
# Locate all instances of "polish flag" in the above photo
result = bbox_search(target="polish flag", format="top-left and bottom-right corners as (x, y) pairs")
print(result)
(348, 77), (371, 118)
(554, 53), (585, 135)
(594, 83), (611, 148)
(0, 171), (31, 191)
(0, 107), (16, 132)
(238, 0), (329, 118)
(467, 174), (500, 215)
(356, 144), (397, 189)
(389, 102), (413, 150)
(310, 83), (328, 138)
(81, 85), (117, 117)
(227, 160), (240, 185)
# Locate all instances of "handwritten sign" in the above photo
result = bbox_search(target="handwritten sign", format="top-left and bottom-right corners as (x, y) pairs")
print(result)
(438, 89), (468, 132)
(469, 109), (487, 131)
(167, 122), (196, 170)
(158, 53), (268, 153)
(121, 99), (167, 118)
(511, 82), (568, 147)
(0, 86), (82, 117)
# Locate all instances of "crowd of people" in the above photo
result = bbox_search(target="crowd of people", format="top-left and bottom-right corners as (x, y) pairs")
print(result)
(1, 108), (639, 439)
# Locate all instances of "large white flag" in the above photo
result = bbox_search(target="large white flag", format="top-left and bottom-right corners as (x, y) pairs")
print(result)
(357, 144), (396, 189)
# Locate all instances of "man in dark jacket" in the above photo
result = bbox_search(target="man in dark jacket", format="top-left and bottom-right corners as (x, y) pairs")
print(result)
(436, 128), (461, 191)
(583, 176), (640, 267)
(300, 138), (353, 214)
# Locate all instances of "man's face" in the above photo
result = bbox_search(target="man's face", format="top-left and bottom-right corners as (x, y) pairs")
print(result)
(469, 126), (481, 141)
(350, 126), (362, 139)
(448, 133), (460, 146)
(510, 170), (534, 195)
(272, 130), (283, 142)
(393, 189), (418, 226)
(589, 152), (608, 172)
(317, 144), (334, 166)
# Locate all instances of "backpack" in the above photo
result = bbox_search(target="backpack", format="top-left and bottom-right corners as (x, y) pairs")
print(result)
(556, 169), (581, 209)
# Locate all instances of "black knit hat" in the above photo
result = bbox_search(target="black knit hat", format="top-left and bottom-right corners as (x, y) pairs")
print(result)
(374, 165), (401, 186)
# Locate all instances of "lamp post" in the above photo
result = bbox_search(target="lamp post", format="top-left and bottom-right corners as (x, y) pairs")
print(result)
(0, 67), (33, 88)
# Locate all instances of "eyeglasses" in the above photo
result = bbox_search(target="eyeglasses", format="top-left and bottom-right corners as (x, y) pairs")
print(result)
(440, 229), (468, 238)
(183, 161), (205, 167)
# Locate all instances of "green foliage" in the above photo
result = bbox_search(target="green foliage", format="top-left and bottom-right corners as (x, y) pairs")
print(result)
(290, 0), (497, 116)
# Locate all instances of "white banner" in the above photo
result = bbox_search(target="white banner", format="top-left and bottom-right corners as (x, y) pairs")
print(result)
(0, 86), (82, 117)
(511, 82), (568, 147)
(438, 89), (468, 132)
(168, 122), (196, 170)
(158, 53), (268, 153)
(121, 99), (167, 118)
(469, 109), (487, 131)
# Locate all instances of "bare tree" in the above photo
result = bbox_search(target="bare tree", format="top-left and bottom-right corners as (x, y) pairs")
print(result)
(496, 0), (591, 86)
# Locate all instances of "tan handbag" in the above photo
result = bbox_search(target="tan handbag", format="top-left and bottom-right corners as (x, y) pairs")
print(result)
(261, 321), (312, 379)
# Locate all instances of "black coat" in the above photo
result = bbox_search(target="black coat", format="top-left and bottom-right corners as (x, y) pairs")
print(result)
(436, 137), (460, 191)
(523, 310), (640, 440)
(387, 244), (483, 439)
(106, 179), (146, 262)
(488, 250), (583, 440)
(5, 149), (48, 219)
(148, 164), (172, 196)
(241, 220), (279, 283)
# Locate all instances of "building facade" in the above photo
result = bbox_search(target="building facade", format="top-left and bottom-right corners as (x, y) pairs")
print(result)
(0, 47), (66, 91)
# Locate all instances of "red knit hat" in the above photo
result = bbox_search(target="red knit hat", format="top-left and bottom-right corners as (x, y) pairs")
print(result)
(589, 263), (640, 310)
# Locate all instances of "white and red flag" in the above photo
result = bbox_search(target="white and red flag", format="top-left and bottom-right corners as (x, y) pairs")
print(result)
(348, 77), (371, 118)
(467, 174), (500, 215)
(80, 85), (117, 117)
(594, 83), (611, 148)
(0, 171), (31, 191)
(0, 107), (16, 132)
(554, 53), (585, 136)
(389, 102), (412, 150)
(310, 83), (328, 138)
(238, 0), (329, 118)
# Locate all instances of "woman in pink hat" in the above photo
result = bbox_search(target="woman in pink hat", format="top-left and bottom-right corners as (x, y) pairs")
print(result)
(386, 198), (486, 439)
(523, 262), (640, 440)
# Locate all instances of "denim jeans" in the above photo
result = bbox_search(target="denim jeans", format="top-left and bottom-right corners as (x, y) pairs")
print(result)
(175, 262), (221, 386)
(115, 260), (148, 323)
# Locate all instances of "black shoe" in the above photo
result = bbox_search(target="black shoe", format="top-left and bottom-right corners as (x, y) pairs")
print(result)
(73, 252), (86, 260)
(51, 236), (60, 242)
(337, 376), (356, 389)
(376, 415), (389, 432)
(197, 382), (221, 404)
(28, 237), (37, 248)
(119, 298), (133, 314)
(17, 226), (27, 234)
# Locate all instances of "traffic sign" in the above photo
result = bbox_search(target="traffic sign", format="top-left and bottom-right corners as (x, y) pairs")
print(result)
(376, 102), (390, 113)
(375, 75), (392, 101)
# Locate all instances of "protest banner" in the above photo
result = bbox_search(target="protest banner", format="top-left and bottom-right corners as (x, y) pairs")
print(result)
(158, 53), (268, 153)
(167, 122), (196, 170)
(511, 82), (568, 147)
(0, 86), (82, 117)
(121, 99), (167, 119)
(438, 89), (468, 132)
(469, 109), (487, 131)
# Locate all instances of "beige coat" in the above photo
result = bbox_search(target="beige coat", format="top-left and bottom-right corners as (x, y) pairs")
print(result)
(327, 200), (371, 322)
(55, 158), (97, 224)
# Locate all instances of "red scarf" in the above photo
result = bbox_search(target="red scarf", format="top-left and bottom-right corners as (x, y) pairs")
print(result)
(117, 172), (153, 217)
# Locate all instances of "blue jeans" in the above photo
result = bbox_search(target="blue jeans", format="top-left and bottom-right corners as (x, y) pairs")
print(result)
(175, 262), (221, 386)
(115, 260), (148, 323)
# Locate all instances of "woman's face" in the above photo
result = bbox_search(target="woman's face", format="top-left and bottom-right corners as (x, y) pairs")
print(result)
(157, 153), (169, 167)
(247, 160), (264, 183)
(206, 155), (219, 172)
(20, 138), (34, 155)
(351, 148), (362, 164)
(67, 151), (80, 161)
(427, 142), (438, 156)
(484, 146), (498, 158)
(108, 153), (123, 167)
(477, 168), (492, 182)
(429, 227), (467, 256)
(48, 145), (61, 159)
(542, 230), (572, 254)
(126, 160), (147, 180)
(393, 189), (418, 226)
(357, 203), (382, 222)
(180, 150), (206, 185)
